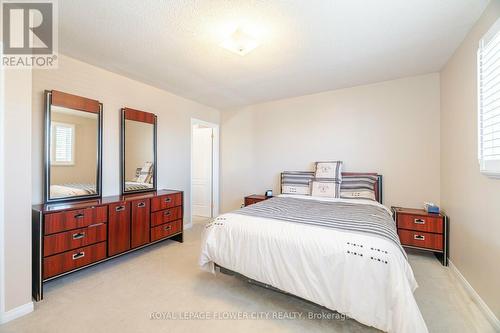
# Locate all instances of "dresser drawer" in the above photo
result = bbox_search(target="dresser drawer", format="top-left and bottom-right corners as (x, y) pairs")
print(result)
(44, 206), (107, 235)
(43, 223), (107, 257)
(398, 229), (443, 251)
(151, 193), (182, 212)
(43, 242), (107, 279)
(151, 206), (182, 227)
(398, 213), (443, 233)
(151, 220), (182, 242)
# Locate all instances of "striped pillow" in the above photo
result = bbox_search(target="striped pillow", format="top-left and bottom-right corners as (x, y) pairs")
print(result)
(314, 161), (343, 182)
(340, 175), (378, 201)
(281, 171), (314, 195)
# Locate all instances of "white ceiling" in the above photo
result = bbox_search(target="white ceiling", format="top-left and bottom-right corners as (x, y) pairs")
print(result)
(59, 0), (489, 110)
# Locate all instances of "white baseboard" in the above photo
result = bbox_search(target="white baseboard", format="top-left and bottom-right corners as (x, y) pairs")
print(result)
(184, 222), (193, 230)
(0, 301), (33, 324)
(449, 260), (500, 331)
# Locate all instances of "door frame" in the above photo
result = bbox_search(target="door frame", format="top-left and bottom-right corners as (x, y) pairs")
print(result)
(190, 118), (219, 225)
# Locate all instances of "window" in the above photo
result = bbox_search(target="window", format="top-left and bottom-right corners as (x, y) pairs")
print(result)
(478, 18), (500, 176)
(51, 122), (75, 165)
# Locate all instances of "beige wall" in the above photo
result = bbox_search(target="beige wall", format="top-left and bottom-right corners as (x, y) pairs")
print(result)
(1, 67), (33, 314)
(440, 1), (500, 318)
(221, 74), (441, 212)
(124, 120), (154, 181)
(50, 112), (98, 184)
(32, 54), (221, 224)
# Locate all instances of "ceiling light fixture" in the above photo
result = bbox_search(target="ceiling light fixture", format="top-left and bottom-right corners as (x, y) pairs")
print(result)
(221, 28), (259, 56)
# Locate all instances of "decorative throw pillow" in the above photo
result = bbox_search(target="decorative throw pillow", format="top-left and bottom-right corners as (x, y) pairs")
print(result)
(311, 180), (340, 198)
(145, 166), (154, 184)
(314, 161), (343, 181)
(340, 175), (378, 201)
(281, 171), (314, 195)
(136, 162), (153, 183)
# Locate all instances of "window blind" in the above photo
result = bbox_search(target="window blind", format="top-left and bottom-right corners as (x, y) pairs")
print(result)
(478, 18), (500, 175)
(52, 123), (74, 164)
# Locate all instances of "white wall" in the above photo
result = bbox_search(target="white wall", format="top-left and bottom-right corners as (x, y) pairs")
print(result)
(0, 66), (34, 320)
(440, 1), (500, 319)
(192, 126), (213, 217)
(124, 120), (154, 181)
(221, 74), (441, 212)
(32, 55), (221, 225)
(0, 46), (4, 320)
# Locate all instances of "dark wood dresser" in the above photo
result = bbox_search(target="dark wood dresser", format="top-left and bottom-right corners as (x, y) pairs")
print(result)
(32, 189), (183, 301)
(392, 207), (448, 266)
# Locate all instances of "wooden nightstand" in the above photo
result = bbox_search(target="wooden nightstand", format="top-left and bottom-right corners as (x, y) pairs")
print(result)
(244, 195), (272, 206)
(392, 207), (449, 266)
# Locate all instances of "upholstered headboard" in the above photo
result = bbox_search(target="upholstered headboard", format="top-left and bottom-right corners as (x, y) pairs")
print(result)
(280, 172), (383, 204)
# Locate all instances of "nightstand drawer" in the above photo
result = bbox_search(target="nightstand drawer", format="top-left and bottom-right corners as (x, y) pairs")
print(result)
(398, 214), (443, 233)
(244, 198), (261, 206)
(398, 229), (443, 251)
(244, 195), (271, 206)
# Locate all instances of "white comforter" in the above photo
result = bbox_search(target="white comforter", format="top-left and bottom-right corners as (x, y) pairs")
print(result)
(199, 195), (428, 332)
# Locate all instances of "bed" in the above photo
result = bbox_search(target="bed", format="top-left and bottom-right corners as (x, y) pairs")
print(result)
(124, 181), (153, 192)
(199, 173), (428, 333)
(50, 183), (97, 198)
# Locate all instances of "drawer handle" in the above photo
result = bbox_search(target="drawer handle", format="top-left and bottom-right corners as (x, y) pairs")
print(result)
(414, 218), (426, 225)
(137, 202), (146, 208)
(72, 232), (85, 240)
(164, 197), (172, 203)
(115, 206), (126, 212)
(164, 225), (172, 231)
(414, 235), (425, 241)
(164, 210), (171, 216)
(72, 251), (85, 260)
(74, 213), (85, 219)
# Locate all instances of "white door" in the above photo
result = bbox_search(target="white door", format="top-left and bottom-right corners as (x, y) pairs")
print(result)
(192, 126), (213, 217)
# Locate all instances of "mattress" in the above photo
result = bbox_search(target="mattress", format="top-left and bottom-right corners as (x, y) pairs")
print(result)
(199, 195), (428, 333)
(124, 181), (153, 191)
(50, 183), (97, 198)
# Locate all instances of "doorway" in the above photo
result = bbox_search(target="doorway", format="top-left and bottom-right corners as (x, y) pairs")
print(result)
(191, 119), (219, 225)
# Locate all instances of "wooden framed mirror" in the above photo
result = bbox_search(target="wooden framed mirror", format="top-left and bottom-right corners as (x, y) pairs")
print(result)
(44, 90), (103, 203)
(121, 107), (157, 194)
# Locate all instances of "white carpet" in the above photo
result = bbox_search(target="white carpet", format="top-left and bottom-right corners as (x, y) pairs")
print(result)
(0, 222), (495, 333)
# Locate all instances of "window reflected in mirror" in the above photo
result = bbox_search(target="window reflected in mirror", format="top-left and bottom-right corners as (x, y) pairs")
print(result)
(49, 105), (99, 199)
